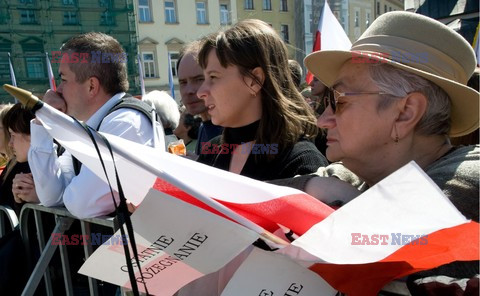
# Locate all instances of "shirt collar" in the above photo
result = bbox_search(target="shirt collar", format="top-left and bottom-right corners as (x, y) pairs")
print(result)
(86, 92), (125, 128)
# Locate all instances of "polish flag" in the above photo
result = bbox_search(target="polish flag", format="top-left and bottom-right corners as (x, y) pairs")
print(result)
(45, 52), (57, 91)
(5, 87), (479, 295)
(277, 163), (479, 295)
(137, 55), (146, 97)
(7, 53), (17, 87)
(305, 0), (352, 84)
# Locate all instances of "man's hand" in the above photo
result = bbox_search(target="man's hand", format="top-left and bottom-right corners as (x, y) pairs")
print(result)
(12, 173), (40, 203)
(43, 89), (67, 113)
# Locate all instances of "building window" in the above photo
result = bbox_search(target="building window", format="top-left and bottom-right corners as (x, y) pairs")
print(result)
(244, 0), (253, 10)
(99, 0), (112, 7)
(354, 11), (359, 27)
(196, 1), (208, 24)
(384, 5), (387, 13)
(280, 0), (288, 12)
(20, 9), (36, 24)
(19, 0), (34, 4)
(139, 0), (152, 22)
(63, 11), (78, 24)
(100, 10), (115, 25)
(280, 24), (289, 43)
(389, 6), (392, 11)
(165, 0), (177, 23)
(376, 2), (380, 15)
(142, 52), (155, 78)
(263, 0), (271, 10)
(25, 56), (45, 78)
(170, 52), (179, 77)
(62, 0), (75, 5)
(0, 9), (8, 24)
(366, 12), (370, 27)
(219, 4), (229, 25)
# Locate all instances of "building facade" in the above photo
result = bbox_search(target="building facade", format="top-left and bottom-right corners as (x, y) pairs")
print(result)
(235, 0), (296, 58)
(0, 0), (138, 102)
(134, 0), (237, 98)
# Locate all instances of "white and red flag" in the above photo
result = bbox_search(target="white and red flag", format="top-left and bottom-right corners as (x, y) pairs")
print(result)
(45, 52), (57, 91)
(305, 0), (352, 84)
(7, 53), (17, 87)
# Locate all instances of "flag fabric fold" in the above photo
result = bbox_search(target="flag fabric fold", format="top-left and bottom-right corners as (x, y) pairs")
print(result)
(32, 102), (333, 237)
(305, 0), (352, 84)
(276, 162), (478, 295)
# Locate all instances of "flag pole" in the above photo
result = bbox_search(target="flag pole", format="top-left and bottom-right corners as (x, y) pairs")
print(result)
(7, 53), (17, 103)
(138, 55), (161, 149)
(3, 84), (287, 246)
(167, 52), (176, 100)
(45, 52), (57, 92)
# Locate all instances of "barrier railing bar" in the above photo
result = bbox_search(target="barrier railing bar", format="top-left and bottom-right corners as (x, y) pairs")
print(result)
(21, 216), (74, 296)
(56, 214), (74, 296)
(33, 209), (54, 296)
(19, 203), (121, 295)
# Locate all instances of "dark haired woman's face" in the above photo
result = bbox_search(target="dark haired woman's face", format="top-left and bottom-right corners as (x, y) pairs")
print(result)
(197, 50), (262, 128)
(8, 129), (30, 162)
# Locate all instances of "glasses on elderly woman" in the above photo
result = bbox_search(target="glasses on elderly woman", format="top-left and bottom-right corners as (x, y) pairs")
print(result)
(323, 88), (390, 113)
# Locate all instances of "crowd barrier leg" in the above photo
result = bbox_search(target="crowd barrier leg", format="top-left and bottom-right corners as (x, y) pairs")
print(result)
(21, 216), (74, 296)
(19, 203), (120, 295)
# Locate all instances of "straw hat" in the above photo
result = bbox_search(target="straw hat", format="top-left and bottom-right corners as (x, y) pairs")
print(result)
(305, 11), (479, 137)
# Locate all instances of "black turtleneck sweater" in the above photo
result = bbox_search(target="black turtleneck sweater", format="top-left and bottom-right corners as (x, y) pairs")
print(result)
(197, 121), (327, 181)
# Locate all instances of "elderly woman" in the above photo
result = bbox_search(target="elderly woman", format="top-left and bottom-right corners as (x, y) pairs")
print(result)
(196, 19), (327, 180)
(280, 11), (479, 295)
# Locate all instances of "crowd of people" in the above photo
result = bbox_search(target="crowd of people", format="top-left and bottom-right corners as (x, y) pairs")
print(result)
(0, 10), (478, 296)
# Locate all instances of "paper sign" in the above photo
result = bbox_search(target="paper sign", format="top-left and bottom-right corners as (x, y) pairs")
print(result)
(221, 248), (336, 296)
(79, 189), (259, 295)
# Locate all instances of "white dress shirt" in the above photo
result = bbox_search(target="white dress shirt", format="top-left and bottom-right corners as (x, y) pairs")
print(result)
(29, 93), (154, 218)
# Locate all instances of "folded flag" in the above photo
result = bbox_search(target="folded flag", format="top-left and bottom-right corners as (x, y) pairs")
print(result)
(277, 162), (478, 295)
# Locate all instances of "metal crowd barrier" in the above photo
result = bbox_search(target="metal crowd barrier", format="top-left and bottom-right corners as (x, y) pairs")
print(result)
(18, 203), (121, 296)
(0, 205), (19, 238)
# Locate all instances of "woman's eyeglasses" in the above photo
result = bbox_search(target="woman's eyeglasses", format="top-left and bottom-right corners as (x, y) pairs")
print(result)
(323, 88), (390, 113)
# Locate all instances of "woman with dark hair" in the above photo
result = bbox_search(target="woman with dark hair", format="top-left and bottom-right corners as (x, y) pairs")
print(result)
(196, 19), (327, 180)
(0, 103), (37, 216)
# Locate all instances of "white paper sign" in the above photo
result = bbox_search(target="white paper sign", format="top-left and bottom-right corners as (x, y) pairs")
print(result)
(221, 248), (336, 296)
(79, 189), (259, 295)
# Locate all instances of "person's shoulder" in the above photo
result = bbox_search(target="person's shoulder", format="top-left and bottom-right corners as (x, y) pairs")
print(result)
(429, 144), (479, 170)
(289, 139), (327, 162)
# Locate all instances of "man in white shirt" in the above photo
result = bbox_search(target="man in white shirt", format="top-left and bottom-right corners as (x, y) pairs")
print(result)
(29, 32), (154, 218)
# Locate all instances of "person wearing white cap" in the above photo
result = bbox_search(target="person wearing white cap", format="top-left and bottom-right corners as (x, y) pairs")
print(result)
(276, 11), (479, 294)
